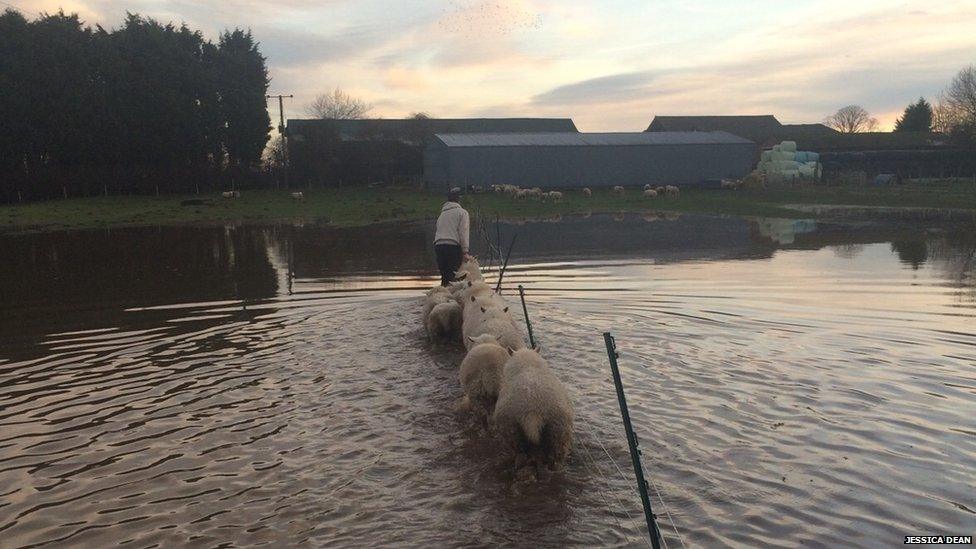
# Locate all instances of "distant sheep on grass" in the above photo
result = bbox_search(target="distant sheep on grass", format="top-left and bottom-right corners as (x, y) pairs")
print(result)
(581, 188), (591, 197)
(493, 348), (574, 471)
(665, 185), (680, 196)
(642, 189), (658, 198)
(612, 186), (625, 196)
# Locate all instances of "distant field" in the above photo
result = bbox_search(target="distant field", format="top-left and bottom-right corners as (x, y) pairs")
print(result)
(2, 180), (975, 233)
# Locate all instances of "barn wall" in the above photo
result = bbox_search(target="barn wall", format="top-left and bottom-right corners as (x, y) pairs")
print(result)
(425, 142), (755, 189)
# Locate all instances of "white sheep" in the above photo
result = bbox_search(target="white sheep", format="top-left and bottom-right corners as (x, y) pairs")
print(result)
(493, 348), (574, 469)
(462, 294), (509, 334)
(459, 280), (493, 307)
(642, 189), (658, 198)
(426, 301), (462, 342)
(290, 191), (305, 201)
(221, 191), (240, 199)
(612, 186), (625, 196)
(643, 184), (652, 191)
(455, 257), (484, 282)
(465, 315), (524, 352)
(546, 191), (563, 203)
(655, 186), (665, 194)
(665, 185), (680, 196)
(582, 187), (592, 197)
(458, 334), (509, 412)
(422, 291), (451, 324)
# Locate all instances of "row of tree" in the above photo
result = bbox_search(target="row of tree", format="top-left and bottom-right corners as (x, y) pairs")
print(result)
(0, 10), (271, 202)
(824, 65), (976, 144)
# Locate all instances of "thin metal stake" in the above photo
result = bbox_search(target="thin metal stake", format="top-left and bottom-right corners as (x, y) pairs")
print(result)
(495, 233), (517, 294)
(517, 285), (535, 348)
(604, 332), (662, 549)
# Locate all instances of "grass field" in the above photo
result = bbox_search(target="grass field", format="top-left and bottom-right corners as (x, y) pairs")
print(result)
(2, 180), (975, 233)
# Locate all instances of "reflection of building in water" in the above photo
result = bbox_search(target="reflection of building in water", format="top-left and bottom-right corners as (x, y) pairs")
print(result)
(750, 218), (817, 245)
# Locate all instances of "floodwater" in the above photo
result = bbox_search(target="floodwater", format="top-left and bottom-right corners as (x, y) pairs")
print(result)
(1, 214), (974, 548)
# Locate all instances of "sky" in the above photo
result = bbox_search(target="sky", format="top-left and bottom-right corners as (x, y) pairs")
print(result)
(11, 0), (976, 131)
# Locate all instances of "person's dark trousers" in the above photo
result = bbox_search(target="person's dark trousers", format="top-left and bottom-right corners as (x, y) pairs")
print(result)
(435, 243), (463, 286)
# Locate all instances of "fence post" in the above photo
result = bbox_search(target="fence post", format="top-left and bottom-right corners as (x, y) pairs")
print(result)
(604, 332), (663, 549)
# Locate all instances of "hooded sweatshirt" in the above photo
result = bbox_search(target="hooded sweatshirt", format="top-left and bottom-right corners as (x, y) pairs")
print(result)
(434, 202), (470, 253)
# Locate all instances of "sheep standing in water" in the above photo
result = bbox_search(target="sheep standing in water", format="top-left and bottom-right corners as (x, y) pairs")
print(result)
(465, 310), (524, 351)
(458, 334), (509, 413)
(422, 290), (451, 324)
(581, 187), (592, 197)
(455, 257), (484, 282)
(493, 348), (574, 471)
(426, 301), (462, 342)
(612, 186), (625, 196)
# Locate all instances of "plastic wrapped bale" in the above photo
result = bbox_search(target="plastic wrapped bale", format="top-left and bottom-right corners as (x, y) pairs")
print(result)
(794, 151), (808, 163)
(772, 151), (796, 162)
(780, 141), (797, 152)
(761, 150), (773, 162)
(782, 169), (800, 182)
(798, 164), (817, 179)
(772, 144), (782, 152)
(806, 152), (820, 162)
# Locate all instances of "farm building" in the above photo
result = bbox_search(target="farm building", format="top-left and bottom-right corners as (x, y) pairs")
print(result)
(646, 115), (839, 150)
(287, 118), (577, 186)
(423, 131), (756, 190)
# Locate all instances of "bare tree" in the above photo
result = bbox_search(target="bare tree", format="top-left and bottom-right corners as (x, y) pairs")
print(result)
(305, 87), (373, 119)
(944, 65), (976, 124)
(824, 105), (879, 133)
(932, 92), (961, 134)
(262, 135), (287, 168)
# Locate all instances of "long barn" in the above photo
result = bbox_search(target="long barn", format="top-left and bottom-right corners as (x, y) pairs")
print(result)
(423, 131), (755, 190)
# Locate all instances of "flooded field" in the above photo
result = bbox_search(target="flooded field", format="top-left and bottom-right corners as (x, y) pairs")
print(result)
(1, 214), (974, 548)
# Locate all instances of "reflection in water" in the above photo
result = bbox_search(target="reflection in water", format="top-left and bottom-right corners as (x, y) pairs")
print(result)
(1, 215), (975, 548)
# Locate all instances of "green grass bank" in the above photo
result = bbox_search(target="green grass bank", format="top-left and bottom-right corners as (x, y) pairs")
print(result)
(2, 179), (975, 233)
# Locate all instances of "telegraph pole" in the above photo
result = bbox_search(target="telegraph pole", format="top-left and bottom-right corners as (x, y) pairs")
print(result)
(266, 94), (293, 190)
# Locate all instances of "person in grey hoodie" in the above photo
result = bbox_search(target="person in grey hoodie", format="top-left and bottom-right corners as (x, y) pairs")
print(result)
(433, 189), (472, 286)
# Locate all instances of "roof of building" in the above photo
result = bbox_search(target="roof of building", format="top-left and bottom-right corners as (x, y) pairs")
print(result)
(287, 118), (578, 141)
(432, 131), (753, 147)
(646, 115), (781, 143)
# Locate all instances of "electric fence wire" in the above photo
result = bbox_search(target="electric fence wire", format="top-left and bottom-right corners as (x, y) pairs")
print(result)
(575, 428), (651, 548)
(586, 422), (686, 549)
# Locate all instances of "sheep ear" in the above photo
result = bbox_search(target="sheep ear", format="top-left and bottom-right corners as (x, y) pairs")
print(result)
(503, 306), (509, 313)
(470, 296), (476, 302)
(480, 306), (486, 313)
(467, 280), (472, 287)
(466, 336), (475, 343)
(456, 272), (467, 281)
(507, 347), (515, 356)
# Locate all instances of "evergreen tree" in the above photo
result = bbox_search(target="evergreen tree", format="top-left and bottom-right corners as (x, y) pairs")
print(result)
(216, 29), (271, 167)
(894, 97), (934, 132)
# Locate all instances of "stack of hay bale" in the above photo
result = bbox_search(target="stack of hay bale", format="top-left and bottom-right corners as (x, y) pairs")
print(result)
(757, 140), (822, 183)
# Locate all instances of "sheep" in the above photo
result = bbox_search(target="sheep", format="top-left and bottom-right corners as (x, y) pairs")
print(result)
(290, 191), (305, 201)
(643, 184), (652, 191)
(665, 185), (680, 196)
(546, 191), (563, 203)
(221, 191), (240, 199)
(582, 187), (592, 197)
(642, 189), (658, 198)
(612, 186), (625, 196)
(655, 186), (665, 194)
(458, 334), (509, 413)
(459, 280), (493, 308)
(514, 189), (529, 200)
(426, 301), (462, 342)
(422, 291), (451, 324)
(426, 284), (451, 298)
(462, 293), (510, 332)
(455, 257), (484, 282)
(493, 348), (574, 470)
(720, 179), (740, 190)
(471, 185), (484, 194)
(465, 314), (524, 352)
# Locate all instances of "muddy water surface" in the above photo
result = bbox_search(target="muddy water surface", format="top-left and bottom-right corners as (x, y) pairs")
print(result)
(1, 214), (974, 548)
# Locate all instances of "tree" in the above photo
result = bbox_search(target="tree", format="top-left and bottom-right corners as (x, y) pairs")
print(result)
(944, 65), (976, 124)
(305, 87), (373, 119)
(894, 97), (933, 132)
(824, 105), (879, 133)
(215, 29), (271, 167)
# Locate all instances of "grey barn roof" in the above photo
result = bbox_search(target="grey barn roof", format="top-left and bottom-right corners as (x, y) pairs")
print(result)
(288, 118), (578, 141)
(433, 131), (753, 147)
